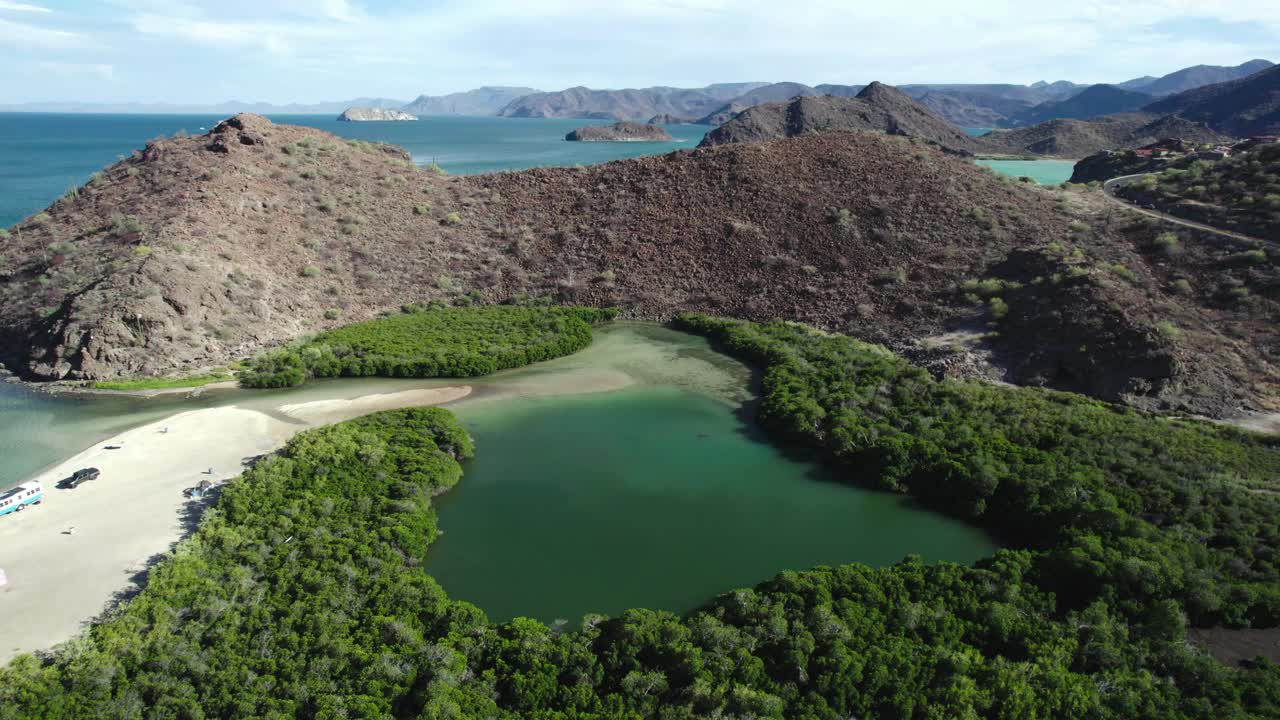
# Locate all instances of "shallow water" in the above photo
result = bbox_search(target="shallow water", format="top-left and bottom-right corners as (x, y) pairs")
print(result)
(976, 158), (1077, 185)
(0, 323), (996, 623)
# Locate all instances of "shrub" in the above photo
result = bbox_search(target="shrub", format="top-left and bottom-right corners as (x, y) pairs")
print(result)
(1108, 263), (1138, 283)
(239, 305), (617, 388)
(1155, 320), (1181, 339)
(443, 212), (463, 226)
(1170, 278), (1193, 295)
(324, 308), (342, 320)
(987, 296), (1009, 321)
(1068, 220), (1089, 234)
(1151, 232), (1180, 253)
(413, 204), (431, 216)
(300, 265), (322, 277)
(1227, 249), (1267, 265)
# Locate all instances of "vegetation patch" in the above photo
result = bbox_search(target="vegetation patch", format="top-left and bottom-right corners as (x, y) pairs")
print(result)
(240, 305), (616, 388)
(88, 371), (233, 391)
(4, 322), (1280, 718)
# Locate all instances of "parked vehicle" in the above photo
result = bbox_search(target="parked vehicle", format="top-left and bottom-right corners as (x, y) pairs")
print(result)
(57, 468), (100, 490)
(0, 482), (44, 517)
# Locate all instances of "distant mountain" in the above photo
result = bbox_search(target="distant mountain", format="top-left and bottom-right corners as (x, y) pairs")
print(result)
(401, 87), (538, 116)
(1118, 59), (1274, 96)
(693, 82), (827, 125)
(0, 99), (407, 114)
(1010, 85), (1154, 126)
(496, 83), (769, 121)
(977, 113), (1225, 158)
(1143, 64), (1280, 136)
(698, 82), (980, 153)
(899, 83), (1084, 126)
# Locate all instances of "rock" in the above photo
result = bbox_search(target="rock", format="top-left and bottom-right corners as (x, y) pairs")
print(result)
(337, 107), (418, 122)
(565, 122), (673, 142)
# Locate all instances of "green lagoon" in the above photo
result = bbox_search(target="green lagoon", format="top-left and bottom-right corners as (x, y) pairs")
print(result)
(0, 323), (995, 622)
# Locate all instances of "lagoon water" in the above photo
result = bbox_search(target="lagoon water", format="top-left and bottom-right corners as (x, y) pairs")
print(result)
(976, 158), (1076, 185)
(0, 324), (995, 623)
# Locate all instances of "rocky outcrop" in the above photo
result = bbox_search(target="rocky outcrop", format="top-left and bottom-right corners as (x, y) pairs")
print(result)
(337, 107), (418, 122)
(698, 83), (981, 154)
(565, 122), (673, 142)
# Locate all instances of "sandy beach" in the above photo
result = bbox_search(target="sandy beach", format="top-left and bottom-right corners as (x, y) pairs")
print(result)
(0, 386), (469, 663)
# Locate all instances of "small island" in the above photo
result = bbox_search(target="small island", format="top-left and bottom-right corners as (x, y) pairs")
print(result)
(564, 121), (673, 142)
(336, 107), (418, 122)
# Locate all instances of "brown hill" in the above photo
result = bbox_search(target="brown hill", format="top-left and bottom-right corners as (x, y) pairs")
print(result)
(978, 113), (1226, 158)
(0, 114), (1274, 417)
(698, 83), (981, 153)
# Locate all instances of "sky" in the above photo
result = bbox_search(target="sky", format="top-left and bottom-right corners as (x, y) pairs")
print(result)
(1, 0), (1277, 104)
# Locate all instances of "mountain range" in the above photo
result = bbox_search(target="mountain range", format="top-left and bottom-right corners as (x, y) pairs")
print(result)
(4, 60), (1270, 132)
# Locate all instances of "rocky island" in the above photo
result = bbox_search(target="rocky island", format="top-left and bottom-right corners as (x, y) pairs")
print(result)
(337, 106), (418, 122)
(564, 121), (673, 142)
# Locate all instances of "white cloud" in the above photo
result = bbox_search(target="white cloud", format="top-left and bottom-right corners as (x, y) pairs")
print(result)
(0, 17), (92, 48)
(0, 1), (51, 12)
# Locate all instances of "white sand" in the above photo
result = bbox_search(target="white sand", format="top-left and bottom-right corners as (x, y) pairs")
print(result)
(0, 386), (469, 663)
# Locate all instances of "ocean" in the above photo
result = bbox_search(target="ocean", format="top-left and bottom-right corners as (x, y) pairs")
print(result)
(0, 113), (709, 227)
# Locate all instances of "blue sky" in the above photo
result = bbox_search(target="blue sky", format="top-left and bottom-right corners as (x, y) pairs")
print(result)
(2, 0), (1276, 103)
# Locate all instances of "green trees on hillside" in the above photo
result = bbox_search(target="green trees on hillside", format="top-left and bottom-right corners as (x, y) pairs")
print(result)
(240, 305), (617, 388)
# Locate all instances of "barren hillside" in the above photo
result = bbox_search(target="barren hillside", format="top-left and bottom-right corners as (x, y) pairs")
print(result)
(0, 114), (1274, 416)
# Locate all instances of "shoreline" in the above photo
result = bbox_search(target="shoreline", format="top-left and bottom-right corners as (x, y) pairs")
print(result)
(0, 386), (470, 664)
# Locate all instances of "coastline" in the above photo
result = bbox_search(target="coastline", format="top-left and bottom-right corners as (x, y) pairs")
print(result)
(0, 386), (470, 664)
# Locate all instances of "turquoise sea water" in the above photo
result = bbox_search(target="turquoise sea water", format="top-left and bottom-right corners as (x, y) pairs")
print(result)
(976, 158), (1076, 185)
(0, 113), (708, 226)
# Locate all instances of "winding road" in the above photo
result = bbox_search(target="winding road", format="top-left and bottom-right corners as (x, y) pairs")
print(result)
(1101, 174), (1268, 244)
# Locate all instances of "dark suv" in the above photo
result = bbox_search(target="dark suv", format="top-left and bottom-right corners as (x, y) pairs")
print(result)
(58, 467), (100, 489)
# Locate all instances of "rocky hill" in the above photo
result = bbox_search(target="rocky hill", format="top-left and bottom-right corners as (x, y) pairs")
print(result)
(977, 113), (1226, 158)
(336, 107), (417, 122)
(0, 114), (1274, 417)
(698, 83), (981, 153)
(565, 122), (672, 142)
(1119, 59), (1274, 96)
(1010, 84), (1154, 126)
(1144, 64), (1280, 136)
(400, 86), (538, 116)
